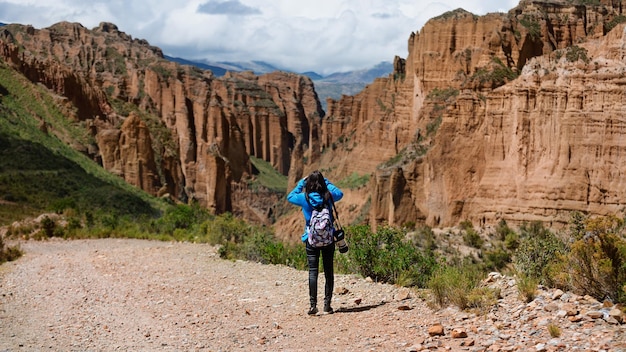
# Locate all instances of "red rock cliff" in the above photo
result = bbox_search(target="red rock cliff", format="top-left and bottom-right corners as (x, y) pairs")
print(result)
(322, 0), (626, 229)
(0, 22), (323, 216)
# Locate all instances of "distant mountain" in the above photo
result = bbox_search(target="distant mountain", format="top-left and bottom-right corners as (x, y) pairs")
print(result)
(163, 56), (392, 84)
(314, 61), (393, 84)
(164, 55), (227, 76)
(162, 56), (393, 110)
(301, 71), (323, 80)
(311, 62), (393, 109)
(205, 60), (281, 74)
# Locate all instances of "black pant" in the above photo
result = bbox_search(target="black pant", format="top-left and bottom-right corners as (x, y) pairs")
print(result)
(306, 241), (335, 308)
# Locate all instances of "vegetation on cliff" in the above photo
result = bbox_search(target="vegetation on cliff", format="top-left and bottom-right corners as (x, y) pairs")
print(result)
(0, 63), (164, 225)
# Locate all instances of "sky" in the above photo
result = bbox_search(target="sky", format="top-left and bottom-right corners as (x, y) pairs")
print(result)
(0, 0), (519, 76)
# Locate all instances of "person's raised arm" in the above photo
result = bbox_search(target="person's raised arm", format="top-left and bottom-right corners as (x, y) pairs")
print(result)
(287, 177), (307, 206)
(325, 178), (343, 202)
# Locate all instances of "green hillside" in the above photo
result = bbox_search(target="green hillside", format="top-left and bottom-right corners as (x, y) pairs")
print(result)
(0, 62), (165, 226)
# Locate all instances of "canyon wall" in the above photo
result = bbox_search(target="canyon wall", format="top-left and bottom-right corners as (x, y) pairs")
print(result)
(332, 1), (626, 229)
(1, 0), (625, 232)
(0, 22), (323, 217)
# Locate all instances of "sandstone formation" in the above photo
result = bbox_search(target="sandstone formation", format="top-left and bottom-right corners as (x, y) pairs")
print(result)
(0, 22), (323, 218)
(322, 0), (626, 230)
(2, 0), (626, 233)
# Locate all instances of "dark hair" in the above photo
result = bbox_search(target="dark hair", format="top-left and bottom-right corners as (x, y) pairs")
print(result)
(305, 170), (332, 203)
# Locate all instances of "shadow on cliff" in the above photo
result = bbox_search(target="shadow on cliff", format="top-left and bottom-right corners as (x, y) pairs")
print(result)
(0, 131), (158, 222)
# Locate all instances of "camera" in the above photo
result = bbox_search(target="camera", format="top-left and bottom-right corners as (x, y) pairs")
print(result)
(334, 228), (349, 253)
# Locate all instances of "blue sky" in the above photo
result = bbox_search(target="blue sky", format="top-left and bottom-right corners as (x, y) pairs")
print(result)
(0, 0), (519, 75)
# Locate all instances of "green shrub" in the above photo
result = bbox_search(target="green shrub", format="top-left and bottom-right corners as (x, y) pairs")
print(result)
(0, 235), (22, 264)
(410, 225), (438, 251)
(519, 16), (541, 41)
(605, 15), (626, 33)
(495, 219), (516, 241)
(204, 212), (251, 245)
(155, 203), (211, 235)
(561, 216), (626, 302)
(40, 215), (56, 237)
(337, 225), (438, 287)
(482, 246), (512, 272)
(517, 273), (538, 303)
(460, 221), (483, 249)
(426, 87), (459, 101)
(514, 221), (566, 284)
(504, 233), (520, 250)
(565, 46), (590, 64)
(427, 265), (482, 310)
(217, 225), (307, 270)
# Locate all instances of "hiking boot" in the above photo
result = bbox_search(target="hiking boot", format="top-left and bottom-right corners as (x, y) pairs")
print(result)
(323, 304), (334, 314)
(307, 306), (318, 315)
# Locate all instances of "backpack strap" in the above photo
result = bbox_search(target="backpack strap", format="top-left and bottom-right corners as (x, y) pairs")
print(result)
(329, 194), (343, 230)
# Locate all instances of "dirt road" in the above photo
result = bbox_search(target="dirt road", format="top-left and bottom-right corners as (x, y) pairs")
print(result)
(1, 239), (625, 351)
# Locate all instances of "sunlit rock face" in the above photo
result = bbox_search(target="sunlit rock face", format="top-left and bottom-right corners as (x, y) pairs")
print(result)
(0, 22), (323, 216)
(322, 1), (626, 229)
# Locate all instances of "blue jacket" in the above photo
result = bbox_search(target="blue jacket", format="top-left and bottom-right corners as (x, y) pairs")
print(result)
(287, 177), (344, 242)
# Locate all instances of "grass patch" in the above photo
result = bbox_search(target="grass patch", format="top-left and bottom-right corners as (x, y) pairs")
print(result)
(0, 62), (165, 225)
(336, 172), (370, 189)
(248, 156), (287, 193)
(517, 273), (538, 303)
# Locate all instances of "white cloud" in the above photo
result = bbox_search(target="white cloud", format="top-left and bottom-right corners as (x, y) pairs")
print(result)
(0, 0), (520, 75)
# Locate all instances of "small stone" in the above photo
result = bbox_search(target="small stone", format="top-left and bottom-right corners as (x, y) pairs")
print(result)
(583, 295), (599, 304)
(608, 308), (623, 323)
(586, 311), (604, 319)
(543, 303), (559, 312)
(451, 329), (468, 338)
(563, 304), (579, 316)
(551, 289), (564, 300)
(568, 315), (583, 323)
(428, 323), (445, 336)
(461, 339), (475, 347)
(335, 287), (349, 295)
(394, 288), (411, 301)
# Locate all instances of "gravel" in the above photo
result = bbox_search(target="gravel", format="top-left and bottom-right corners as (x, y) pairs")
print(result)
(1, 238), (625, 351)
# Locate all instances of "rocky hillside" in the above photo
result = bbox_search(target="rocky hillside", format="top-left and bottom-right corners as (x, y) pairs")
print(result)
(1, 0), (626, 236)
(322, 0), (626, 231)
(0, 22), (323, 224)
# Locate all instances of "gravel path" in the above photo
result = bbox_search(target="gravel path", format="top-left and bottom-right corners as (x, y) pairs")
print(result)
(1, 239), (625, 351)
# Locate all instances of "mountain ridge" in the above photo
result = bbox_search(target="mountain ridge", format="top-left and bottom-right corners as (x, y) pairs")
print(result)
(163, 56), (393, 110)
(166, 56), (392, 84)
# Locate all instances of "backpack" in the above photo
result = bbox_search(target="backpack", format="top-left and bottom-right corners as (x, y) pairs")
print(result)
(306, 194), (334, 247)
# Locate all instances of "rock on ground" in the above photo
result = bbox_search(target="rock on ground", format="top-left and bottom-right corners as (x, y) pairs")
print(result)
(0, 238), (625, 351)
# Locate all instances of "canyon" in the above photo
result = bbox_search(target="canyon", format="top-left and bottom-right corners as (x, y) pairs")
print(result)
(1, 0), (626, 237)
